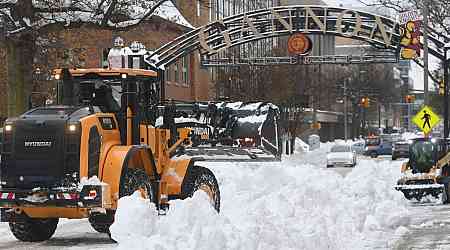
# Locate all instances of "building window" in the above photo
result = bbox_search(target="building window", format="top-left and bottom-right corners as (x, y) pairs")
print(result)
(165, 65), (171, 82)
(182, 56), (189, 86)
(101, 48), (111, 68)
(174, 62), (179, 83)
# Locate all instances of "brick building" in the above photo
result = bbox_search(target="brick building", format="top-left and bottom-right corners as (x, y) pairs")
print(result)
(0, 1), (213, 120)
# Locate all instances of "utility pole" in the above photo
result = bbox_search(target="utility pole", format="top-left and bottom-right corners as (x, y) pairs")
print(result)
(423, 0), (430, 105)
(378, 103), (381, 129)
(344, 79), (348, 141)
(408, 103), (412, 131)
(444, 44), (450, 138)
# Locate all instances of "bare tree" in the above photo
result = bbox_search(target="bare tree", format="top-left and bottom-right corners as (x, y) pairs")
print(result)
(358, 0), (450, 36)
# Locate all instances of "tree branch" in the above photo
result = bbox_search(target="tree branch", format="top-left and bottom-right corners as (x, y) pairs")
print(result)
(101, 0), (117, 27)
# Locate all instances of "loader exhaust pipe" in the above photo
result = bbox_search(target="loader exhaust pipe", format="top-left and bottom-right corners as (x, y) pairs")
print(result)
(61, 68), (74, 106)
(121, 77), (140, 145)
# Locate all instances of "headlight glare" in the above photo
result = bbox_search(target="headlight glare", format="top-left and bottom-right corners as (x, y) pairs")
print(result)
(4, 124), (12, 132)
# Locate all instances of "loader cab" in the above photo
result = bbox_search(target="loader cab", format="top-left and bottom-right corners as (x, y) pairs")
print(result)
(54, 68), (160, 145)
(408, 138), (450, 174)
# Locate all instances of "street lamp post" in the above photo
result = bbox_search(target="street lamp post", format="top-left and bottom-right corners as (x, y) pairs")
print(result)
(344, 79), (348, 141)
(444, 43), (450, 138)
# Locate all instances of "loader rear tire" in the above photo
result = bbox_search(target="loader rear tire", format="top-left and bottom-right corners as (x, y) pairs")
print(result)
(90, 168), (154, 235)
(181, 165), (220, 212)
(9, 216), (58, 242)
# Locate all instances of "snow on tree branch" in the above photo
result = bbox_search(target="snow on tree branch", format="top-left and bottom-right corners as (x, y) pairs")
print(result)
(358, 0), (450, 37)
(0, 0), (192, 36)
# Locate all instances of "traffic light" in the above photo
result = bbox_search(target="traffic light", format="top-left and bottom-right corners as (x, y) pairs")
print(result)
(361, 97), (369, 108)
(439, 79), (445, 96)
(405, 95), (415, 103)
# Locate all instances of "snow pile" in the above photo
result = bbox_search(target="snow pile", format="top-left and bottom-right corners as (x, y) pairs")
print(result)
(294, 137), (310, 153)
(110, 191), (238, 250)
(111, 155), (410, 250)
(401, 132), (422, 141)
(78, 176), (107, 191)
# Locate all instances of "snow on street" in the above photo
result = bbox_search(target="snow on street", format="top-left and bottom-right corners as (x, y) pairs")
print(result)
(110, 144), (411, 250)
(1, 142), (449, 250)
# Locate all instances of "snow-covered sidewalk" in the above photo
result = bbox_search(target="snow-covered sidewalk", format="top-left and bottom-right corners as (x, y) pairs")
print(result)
(111, 145), (411, 250)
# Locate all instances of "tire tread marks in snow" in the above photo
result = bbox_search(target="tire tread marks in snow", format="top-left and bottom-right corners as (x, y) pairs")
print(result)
(181, 165), (221, 212)
(9, 217), (59, 242)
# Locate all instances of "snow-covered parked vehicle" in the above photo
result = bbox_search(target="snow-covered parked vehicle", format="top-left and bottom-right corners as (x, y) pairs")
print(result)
(326, 144), (357, 168)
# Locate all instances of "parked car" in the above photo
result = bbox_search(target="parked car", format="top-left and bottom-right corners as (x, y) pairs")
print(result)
(326, 144), (357, 168)
(364, 140), (392, 158)
(392, 140), (410, 160)
(364, 135), (393, 158)
(351, 141), (365, 154)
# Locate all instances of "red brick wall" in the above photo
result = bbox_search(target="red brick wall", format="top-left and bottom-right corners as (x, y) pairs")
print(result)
(0, 14), (213, 118)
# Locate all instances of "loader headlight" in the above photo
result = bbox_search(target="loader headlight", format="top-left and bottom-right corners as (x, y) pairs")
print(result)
(67, 122), (80, 133)
(68, 124), (77, 132)
(4, 124), (12, 132)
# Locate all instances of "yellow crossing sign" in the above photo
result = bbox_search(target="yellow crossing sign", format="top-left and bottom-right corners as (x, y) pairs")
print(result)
(412, 105), (440, 134)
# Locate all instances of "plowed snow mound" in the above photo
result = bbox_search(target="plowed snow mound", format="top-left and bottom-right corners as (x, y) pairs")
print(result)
(111, 157), (410, 250)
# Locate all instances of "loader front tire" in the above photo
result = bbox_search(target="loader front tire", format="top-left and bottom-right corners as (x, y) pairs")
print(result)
(181, 165), (221, 212)
(90, 168), (154, 235)
(88, 210), (114, 234)
(119, 168), (154, 201)
(9, 216), (58, 242)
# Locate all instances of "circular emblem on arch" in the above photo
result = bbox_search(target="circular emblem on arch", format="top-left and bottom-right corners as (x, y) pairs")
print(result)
(287, 33), (312, 55)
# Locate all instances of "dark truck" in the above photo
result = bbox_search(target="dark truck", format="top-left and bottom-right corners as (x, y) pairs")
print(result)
(392, 141), (410, 160)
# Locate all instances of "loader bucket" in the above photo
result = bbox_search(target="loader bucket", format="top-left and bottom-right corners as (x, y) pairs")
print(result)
(159, 101), (282, 161)
(395, 183), (444, 201)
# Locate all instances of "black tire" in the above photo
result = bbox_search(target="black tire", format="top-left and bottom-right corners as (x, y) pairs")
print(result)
(119, 168), (154, 200)
(88, 210), (114, 234)
(181, 165), (220, 212)
(89, 168), (154, 234)
(440, 177), (450, 204)
(392, 155), (397, 161)
(9, 216), (58, 242)
(370, 152), (378, 158)
(326, 164), (333, 168)
(191, 135), (201, 147)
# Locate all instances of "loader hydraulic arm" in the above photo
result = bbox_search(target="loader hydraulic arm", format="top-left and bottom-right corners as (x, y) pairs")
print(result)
(436, 151), (450, 169)
(168, 128), (191, 155)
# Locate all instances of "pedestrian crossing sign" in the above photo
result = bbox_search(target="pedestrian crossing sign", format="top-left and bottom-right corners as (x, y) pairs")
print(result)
(412, 105), (440, 134)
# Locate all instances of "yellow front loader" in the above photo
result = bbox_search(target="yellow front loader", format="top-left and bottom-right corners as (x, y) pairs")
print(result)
(0, 68), (220, 242)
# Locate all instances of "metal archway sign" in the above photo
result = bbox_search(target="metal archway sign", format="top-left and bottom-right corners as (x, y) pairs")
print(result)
(146, 5), (449, 68)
